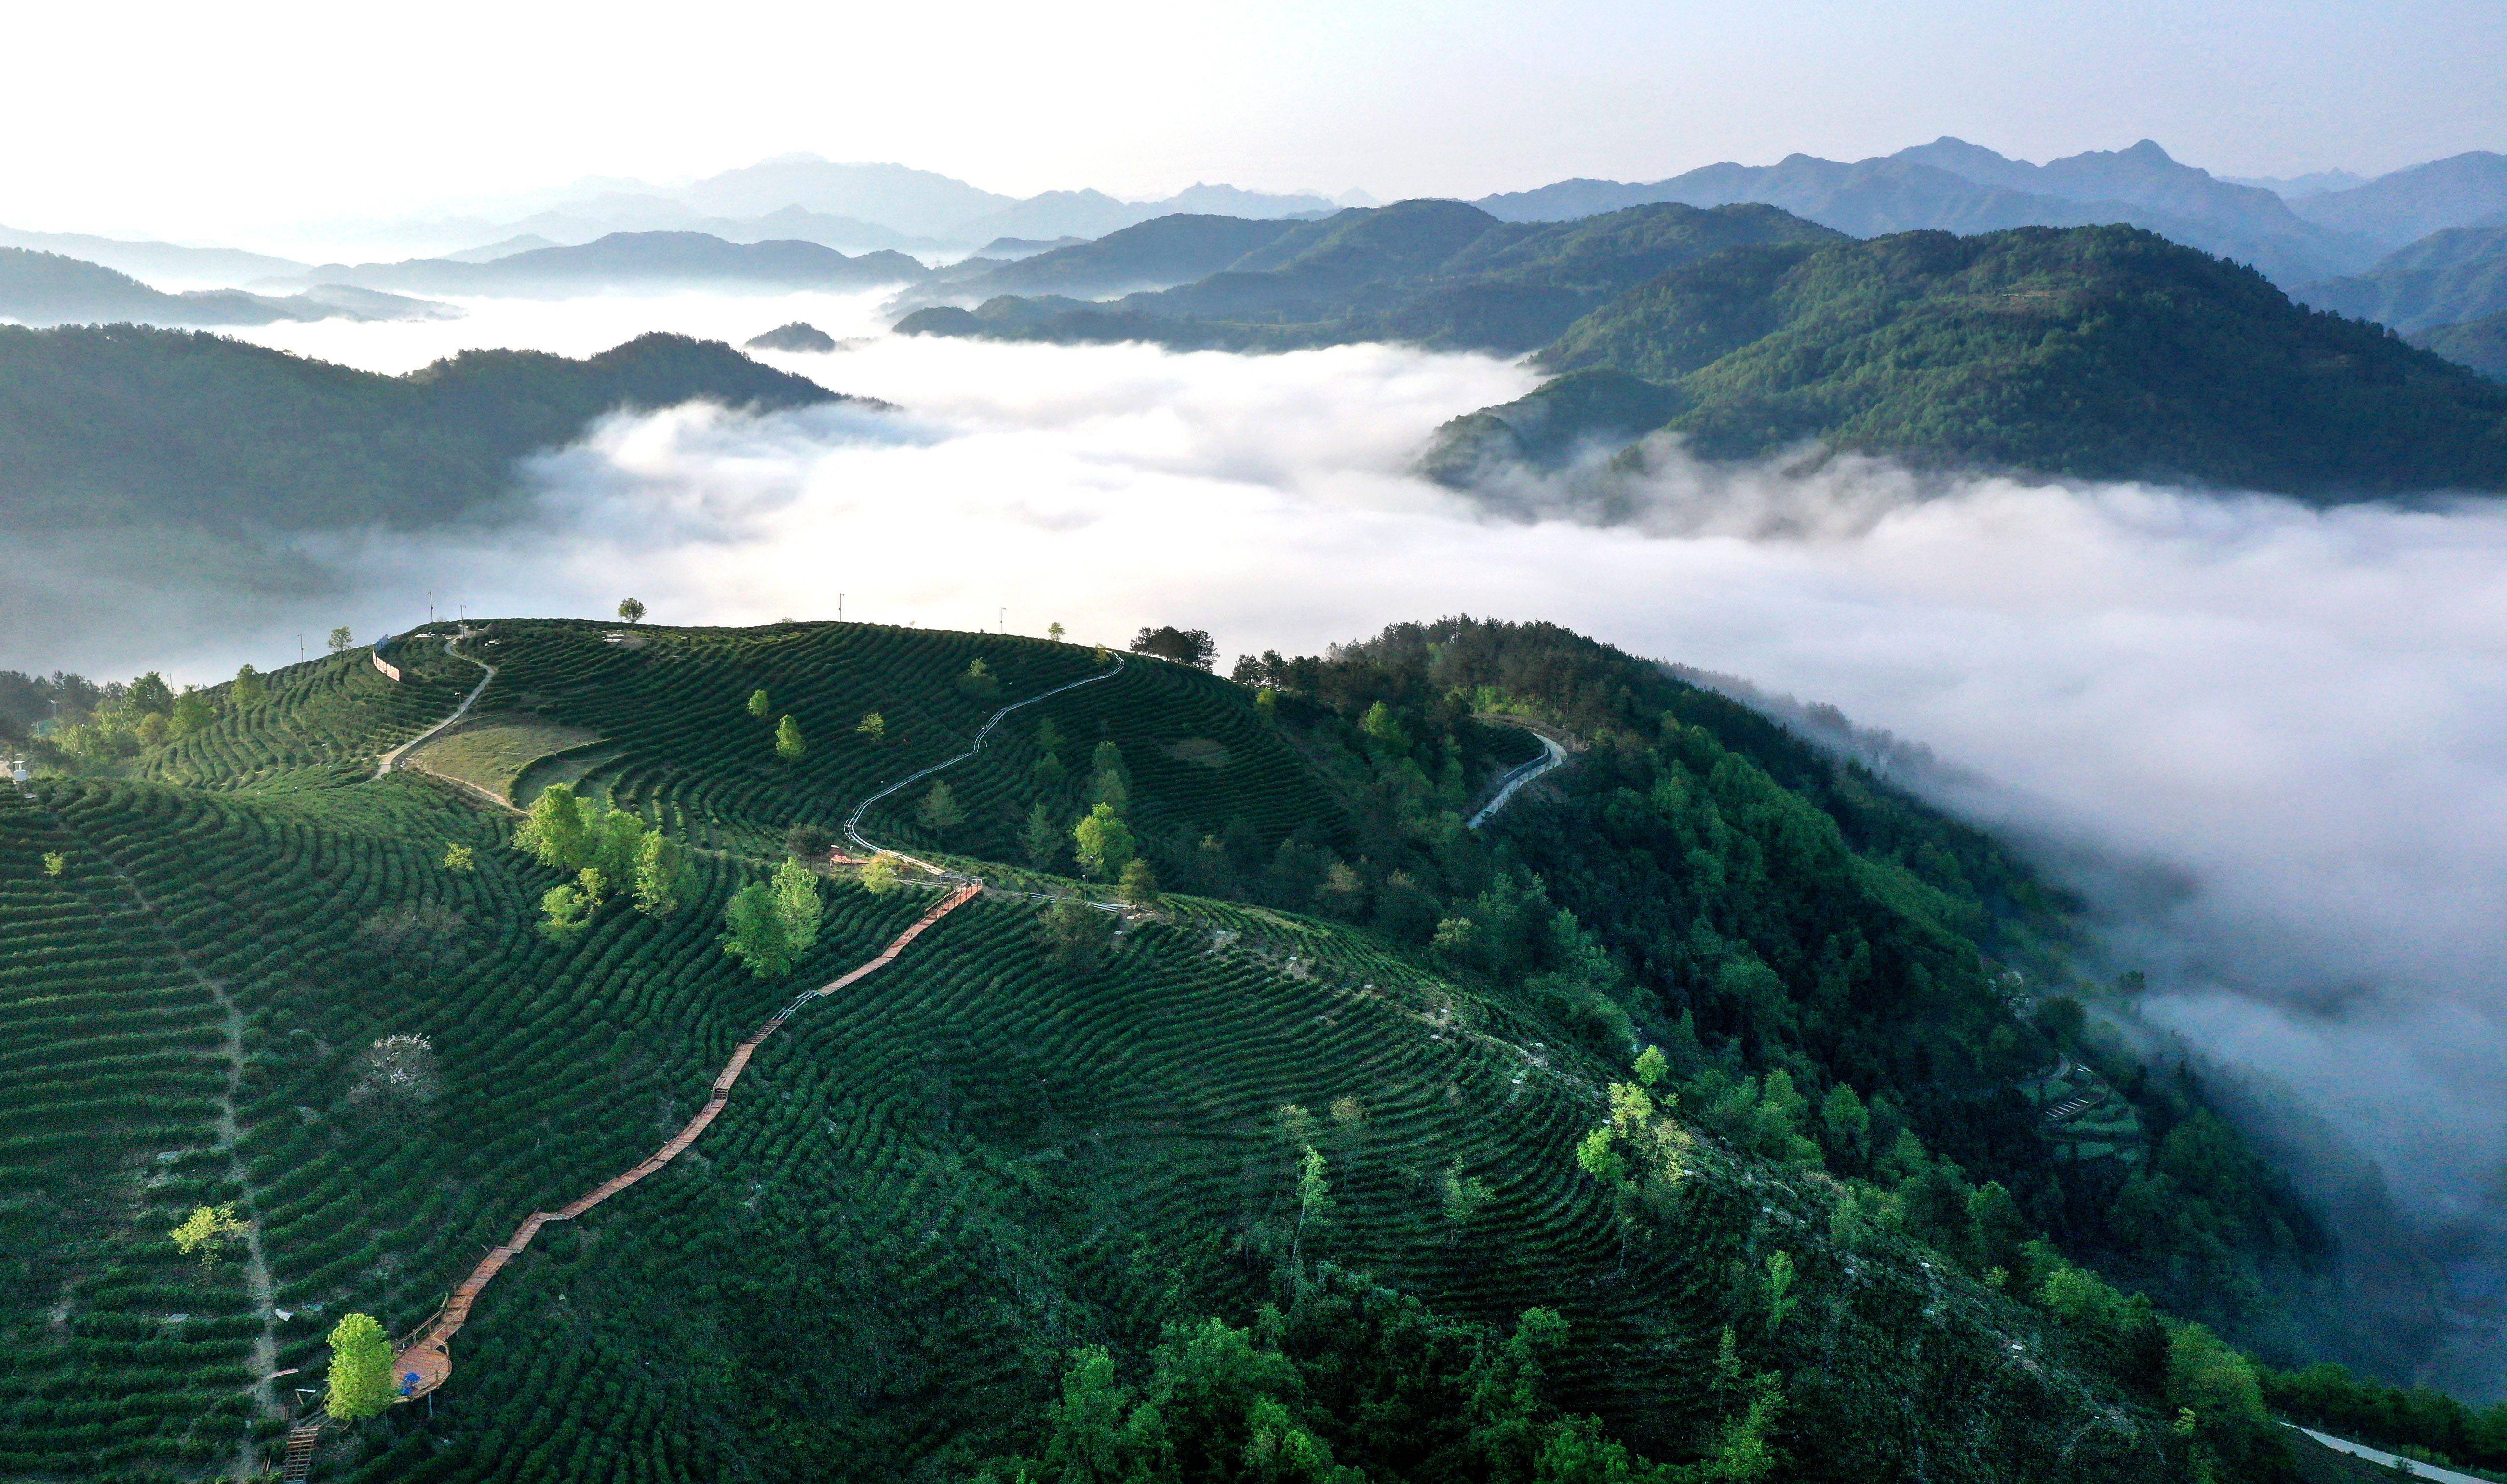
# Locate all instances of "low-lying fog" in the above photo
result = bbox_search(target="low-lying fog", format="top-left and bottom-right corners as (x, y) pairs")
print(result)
(16, 287), (2507, 1388)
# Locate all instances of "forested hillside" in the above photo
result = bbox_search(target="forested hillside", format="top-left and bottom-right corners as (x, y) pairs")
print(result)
(0, 325), (849, 533)
(0, 615), (2401, 1483)
(2418, 310), (2507, 381)
(895, 199), (1844, 354)
(2297, 225), (2507, 337)
(912, 213), (1308, 305)
(1425, 225), (2507, 499)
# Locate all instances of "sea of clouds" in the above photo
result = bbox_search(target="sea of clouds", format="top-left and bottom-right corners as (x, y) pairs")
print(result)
(14, 286), (2507, 1386)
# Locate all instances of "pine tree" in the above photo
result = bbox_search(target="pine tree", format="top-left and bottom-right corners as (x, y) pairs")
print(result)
(1119, 857), (1161, 906)
(747, 688), (771, 720)
(915, 781), (964, 834)
(1021, 801), (1064, 868)
(231, 664), (267, 707)
(775, 715), (806, 762)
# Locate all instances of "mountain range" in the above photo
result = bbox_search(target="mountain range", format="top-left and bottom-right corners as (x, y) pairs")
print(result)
(271, 232), (931, 298)
(0, 223), (303, 286)
(0, 247), (449, 329)
(897, 200), (1845, 354)
(1421, 224), (2507, 501)
(405, 156), (1356, 257)
(2294, 225), (2507, 335)
(1471, 139), (2374, 287)
(2280, 152), (2507, 248)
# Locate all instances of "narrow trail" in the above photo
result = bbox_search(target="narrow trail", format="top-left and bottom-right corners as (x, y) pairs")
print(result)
(843, 653), (1126, 871)
(377, 649), (1132, 1410)
(30, 802), (285, 1479)
(385, 881), (981, 1403)
(374, 628), (496, 780)
(1465, 719), (1571, 830)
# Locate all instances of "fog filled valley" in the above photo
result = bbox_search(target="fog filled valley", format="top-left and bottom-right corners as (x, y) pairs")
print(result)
(13, 100), (2507, 1484)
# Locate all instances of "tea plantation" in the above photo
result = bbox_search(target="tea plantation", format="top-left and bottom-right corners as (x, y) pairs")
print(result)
(0, 618), (2336, 1482)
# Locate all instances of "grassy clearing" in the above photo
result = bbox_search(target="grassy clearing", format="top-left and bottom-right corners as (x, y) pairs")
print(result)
(407, 714), (602, 804)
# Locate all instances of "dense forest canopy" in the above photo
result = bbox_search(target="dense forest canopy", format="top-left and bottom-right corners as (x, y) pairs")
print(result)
(0, 324), (847, 534)
(1427, 225), (2507, 499)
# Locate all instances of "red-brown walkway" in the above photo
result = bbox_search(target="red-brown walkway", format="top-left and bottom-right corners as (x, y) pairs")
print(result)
(387, 880), (982, 1401)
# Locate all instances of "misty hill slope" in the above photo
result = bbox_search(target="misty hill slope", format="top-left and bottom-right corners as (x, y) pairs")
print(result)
(455, 195), (956, 256)
(0, 222), (303, 286)
(0, 324), (848, 532)
(913, 213), (1308, 305)
(1476, 139), (2373, 286)
(2295, 225), (2507, 337)
(293, 230), (931, 297)
(671, 155), (1020, 235)
(2288, 153), (2507, 249)
(2417, 310), (2507, 382)
(896, 199), (1845, 354)
(2, 615), (2321, 1480)
(0, 246), (450, 328)
(524, 155), (1342, 247)
(1425, 224), (2507, 500)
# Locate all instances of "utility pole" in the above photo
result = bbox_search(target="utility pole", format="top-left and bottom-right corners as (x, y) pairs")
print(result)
(298, 633), (305, 664)
(999, 606), (1006, 633)
(427, 590), (434, 623)
(838, 593), (845, 621)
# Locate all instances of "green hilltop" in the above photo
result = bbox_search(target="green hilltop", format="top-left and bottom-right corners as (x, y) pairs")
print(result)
(0, 615), (2473, 1482)
(1427, 225), (2507, 499)
(0, 324), (850, 535)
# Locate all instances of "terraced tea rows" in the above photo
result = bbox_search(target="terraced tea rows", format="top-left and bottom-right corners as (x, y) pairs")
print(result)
(317, 622), (1362, 868)
(2, 616), (2194, 1483)
(4, 770), (938, 1478)
(0, 787), (265, 1475)
(145, 646), (476, 793)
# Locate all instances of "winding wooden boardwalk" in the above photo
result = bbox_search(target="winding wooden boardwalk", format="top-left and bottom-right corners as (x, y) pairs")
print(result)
(387, 880), (983, 1401)
(364, 645), (1134, 1417)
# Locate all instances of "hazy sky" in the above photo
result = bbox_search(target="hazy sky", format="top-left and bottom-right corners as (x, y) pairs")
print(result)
(7, 0), (2500, 241)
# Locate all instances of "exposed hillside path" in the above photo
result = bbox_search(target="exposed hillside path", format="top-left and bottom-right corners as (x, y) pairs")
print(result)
(24, 799), (286, 1479)
(385, 881), (979, 1403)
(1466, 718), (1571, 830)
(383, 647), (1131, 1407)
(374, 628), (495, 780)
(843, 652), (1126, 870)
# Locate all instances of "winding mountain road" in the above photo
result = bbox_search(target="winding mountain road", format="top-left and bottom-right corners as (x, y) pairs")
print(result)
(1466, 723), (1570, 830)
(374, 629), (495, 780)
(843, 653), (1126, 869)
